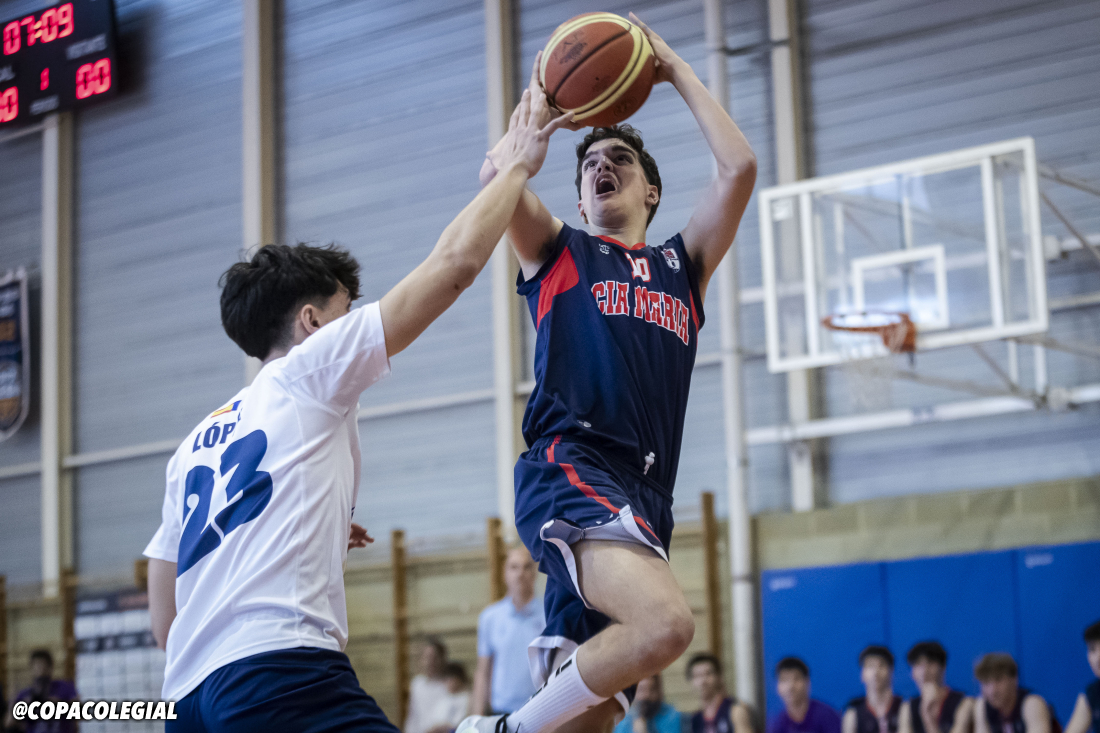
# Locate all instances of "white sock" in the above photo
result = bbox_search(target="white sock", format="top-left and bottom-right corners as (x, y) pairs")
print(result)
(507, 650), (607, 733)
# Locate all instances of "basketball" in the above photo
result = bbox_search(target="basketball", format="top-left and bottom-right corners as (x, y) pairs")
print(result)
(539, 12), (656, 128)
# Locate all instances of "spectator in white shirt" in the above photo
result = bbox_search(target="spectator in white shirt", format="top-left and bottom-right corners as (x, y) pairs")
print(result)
(406, 638), (451, 733)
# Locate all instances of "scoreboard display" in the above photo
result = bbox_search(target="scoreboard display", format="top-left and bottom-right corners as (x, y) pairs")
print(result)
(0, 0), (117, 127)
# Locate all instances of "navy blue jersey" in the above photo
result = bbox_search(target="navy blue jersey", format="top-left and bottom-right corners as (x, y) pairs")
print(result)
(516, 222), (704, 494)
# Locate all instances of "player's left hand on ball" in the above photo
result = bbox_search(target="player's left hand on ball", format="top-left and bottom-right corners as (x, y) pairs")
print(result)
(629, 12), (687, 84)
(495, 54), (575, 178)
(348, 522), (374, 550)
(526, 52), (584, 132)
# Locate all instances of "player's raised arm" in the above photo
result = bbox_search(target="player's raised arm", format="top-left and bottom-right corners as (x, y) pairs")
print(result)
(479, 54), (577, 279)
(631, 14), (756, 303)
(380, 85), (572, 356)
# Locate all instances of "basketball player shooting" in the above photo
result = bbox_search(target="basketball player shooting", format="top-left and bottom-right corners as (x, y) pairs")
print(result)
(139, 87), (572, 732)
(460, 15), (757, 733)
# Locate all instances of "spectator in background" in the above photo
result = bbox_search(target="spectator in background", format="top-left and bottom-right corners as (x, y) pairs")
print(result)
(687, 653), (754, 733)
(899, 641), (972, 733)
(973, 653), (1060, 733)
(424, 662), (473, 733)
(1064, 621), (1100, 733)
(3, 650), (78, 733)
(470, 547), (544, 715)
(768, 657), (841, 733)
(614, 674), (681, 733)
(406, 637), (451, 733)
(844, 646), (903, 733)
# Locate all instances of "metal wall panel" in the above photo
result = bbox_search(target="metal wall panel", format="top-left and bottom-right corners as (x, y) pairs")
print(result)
(0, 132), (42, 467)
(804, 0), (1100, 503)
(0, 475), (41, 583)
(73, 0), (244, 455)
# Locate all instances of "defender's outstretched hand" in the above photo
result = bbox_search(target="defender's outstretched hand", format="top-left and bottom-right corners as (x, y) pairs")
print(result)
(629, 12), (690, 85)
(481, 53), (577, 187)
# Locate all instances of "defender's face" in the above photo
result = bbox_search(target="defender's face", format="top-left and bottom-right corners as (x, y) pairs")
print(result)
(980, 675), (1018, 711)
(317, 285), (352, 328)
(910, 658), (945, 688)
(578, 138), (658, 229)
(690, 662), (723, 700)
(1088, 640), (1100, 678)
(777, 670), (810, 708)
(862, 657), (893, 692)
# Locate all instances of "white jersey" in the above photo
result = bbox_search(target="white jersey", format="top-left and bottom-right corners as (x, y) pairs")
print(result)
(143, 302), (390, 701)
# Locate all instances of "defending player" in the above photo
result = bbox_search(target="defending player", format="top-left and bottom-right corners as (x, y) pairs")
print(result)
(141, 85), (572, 732)
(461, 14), (757, 733)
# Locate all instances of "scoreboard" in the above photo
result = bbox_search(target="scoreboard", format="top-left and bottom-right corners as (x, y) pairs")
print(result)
(0, 0), (118, 127)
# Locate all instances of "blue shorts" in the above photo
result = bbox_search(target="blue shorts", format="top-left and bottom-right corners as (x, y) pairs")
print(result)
(514, 436), (674, 710)
(167, 647), (399, 733)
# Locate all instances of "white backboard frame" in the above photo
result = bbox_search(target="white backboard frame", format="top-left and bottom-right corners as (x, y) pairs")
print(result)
(759, 137), (1049, 373)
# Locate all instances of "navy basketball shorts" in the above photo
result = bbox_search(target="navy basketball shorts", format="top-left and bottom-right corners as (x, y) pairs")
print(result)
(514, 435), (674, 712)
(168, 647), (399, 733)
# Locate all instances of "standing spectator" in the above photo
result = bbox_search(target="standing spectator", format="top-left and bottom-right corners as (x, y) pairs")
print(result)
(767, 657), (842, 733)
(470, 547), (544, 715)
(844, 646), (903, 733)
(3, 650), (78, 733)
(1063, 621), (1100, 733)
(899, 641), (972, 733)
(406, 637), (450, 733)
(687, 653), (754, 733)
(614, 674), (681, 733)
(973, 653), (1060, 733)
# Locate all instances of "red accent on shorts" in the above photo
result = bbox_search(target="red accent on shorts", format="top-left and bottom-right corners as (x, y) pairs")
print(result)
(537, 249), (580, 328)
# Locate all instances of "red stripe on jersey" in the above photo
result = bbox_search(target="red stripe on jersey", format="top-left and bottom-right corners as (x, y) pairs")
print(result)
(689, 291), (700, 332)
(536, 248), (580, 328)
(595, 234), (646, 251)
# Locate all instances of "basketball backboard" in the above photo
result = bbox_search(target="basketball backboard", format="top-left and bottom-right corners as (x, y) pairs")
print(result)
(759, 137), (1048, 373)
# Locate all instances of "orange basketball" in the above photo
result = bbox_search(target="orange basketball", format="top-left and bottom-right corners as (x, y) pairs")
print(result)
(539, 12), (656, 128)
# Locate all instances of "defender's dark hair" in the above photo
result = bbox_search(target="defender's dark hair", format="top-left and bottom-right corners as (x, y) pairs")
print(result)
(575, 124), (662, 226)
(776, 656), (810, 678)
(907, 641), (948, 667)
(860, 645), (895, 668)
(1084, 620), (1100, 643)
(30, 649), (53, 667)
(685, 652), (723, 680)
(974, 653), (1018, 681)
(220, 243), (361, 360)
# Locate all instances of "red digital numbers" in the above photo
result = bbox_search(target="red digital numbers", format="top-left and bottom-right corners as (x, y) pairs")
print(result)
(40, 68), (49, 90)
(75, 57), (110, 99)
(3, 3), (74, 55)
(0, 86), (17, 123)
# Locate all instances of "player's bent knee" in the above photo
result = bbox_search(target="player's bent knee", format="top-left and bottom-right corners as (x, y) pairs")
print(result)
(639, 602), (694, 669)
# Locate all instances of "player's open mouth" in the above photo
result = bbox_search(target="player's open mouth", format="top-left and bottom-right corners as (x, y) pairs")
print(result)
(595, 175), (617, 196)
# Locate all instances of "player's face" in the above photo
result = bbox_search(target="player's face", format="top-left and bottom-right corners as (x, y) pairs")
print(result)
(980, 675), (1018, 711)
(577, 138), (658, 230)
(777, 670), (810, 708)
(910, 657), (944, 688)
(862, 657), (893, 693)
(1088, 640), (1100, 678)
(690, 662), (723, 700)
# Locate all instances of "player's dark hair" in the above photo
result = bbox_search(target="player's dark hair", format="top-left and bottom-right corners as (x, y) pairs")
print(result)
(907, 641), (948, 667)
(776, 656), (810, 678)
(860, 645), (895, 668)
(575, 124), (662, 227)
(1084, 620), (1100, 643)
(29, 649), (53, 667)
(219, 243), (361, 360)
(685, 652), (722, 680)
(974, 653), (1018, 681)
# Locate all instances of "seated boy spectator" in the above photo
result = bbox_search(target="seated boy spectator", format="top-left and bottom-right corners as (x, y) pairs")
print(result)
(687, 653), (754, 733)
(426, 662), (472, 733)
(1064, 621), (1100, 733)
(4, 650), (79, 733)
(973, 653), (1060, 733)
(768, 657), (841, 733)
(844, 646), (902, 733)
(900, 641), (972, 733)
(614, 674), (681, 733)
(406, 637), (450, 733)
